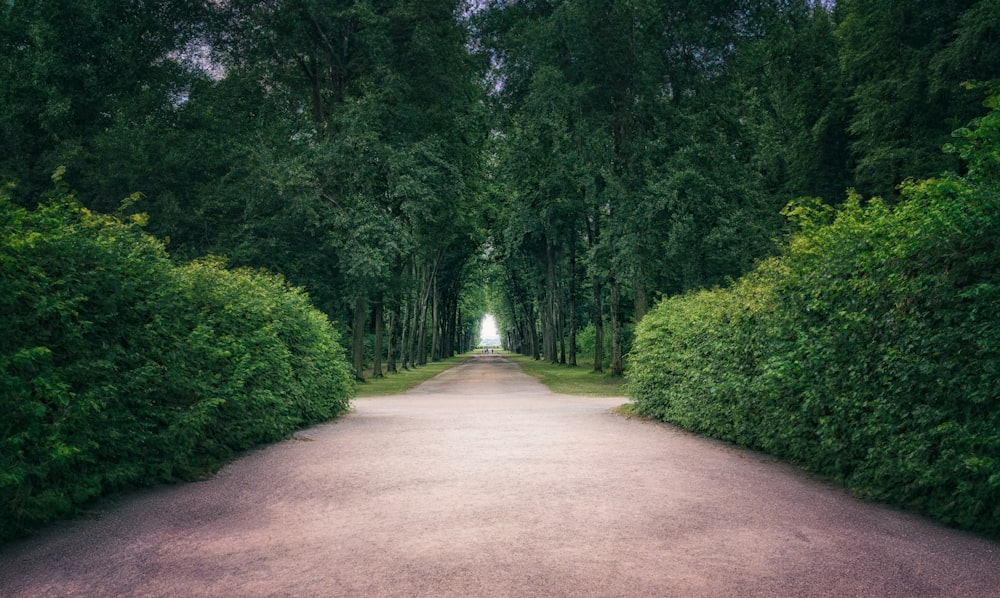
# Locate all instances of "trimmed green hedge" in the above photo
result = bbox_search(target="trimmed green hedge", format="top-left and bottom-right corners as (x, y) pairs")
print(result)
(0, 178), (353, 541)
(629, 94), (1000, 538)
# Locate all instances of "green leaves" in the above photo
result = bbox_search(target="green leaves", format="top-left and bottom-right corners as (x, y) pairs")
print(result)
(628, 97), (1000, 538)
(0, 186), (353, 541)
(837, 0), (996, 198)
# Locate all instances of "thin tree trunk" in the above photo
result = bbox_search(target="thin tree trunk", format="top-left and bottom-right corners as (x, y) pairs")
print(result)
(446, 294), (458, 357)
(431, 276), (441, 361)
(610, 278), (623, 376)
(417, 290), (429, 366)
(416, 257), (437, 366)
(569, 250), (577, 367)
(399, 297), (411, 370)
(592, 280), (604, 373)
(371, 298), (384, 379)
(557, 289), (566, 365)
(406, 257), (424, 368)
(351, 295), (367, 381)
(387, 304), (398, 373)
(545, 238), (558, 364)
(407, 291), (419, 368)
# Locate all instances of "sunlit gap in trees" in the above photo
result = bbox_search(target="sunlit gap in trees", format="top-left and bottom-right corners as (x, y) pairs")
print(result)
(480, 314), (501, 348)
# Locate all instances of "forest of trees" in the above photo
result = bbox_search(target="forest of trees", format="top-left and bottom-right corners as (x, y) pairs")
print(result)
(3, 0), (997, 376)
(2, 0), (491, 384)
(2, 0), (999, 537)
(476, 0), (998, 373)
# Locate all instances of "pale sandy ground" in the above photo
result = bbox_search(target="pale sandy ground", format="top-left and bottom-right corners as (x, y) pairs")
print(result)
(1, 354), (998, 597)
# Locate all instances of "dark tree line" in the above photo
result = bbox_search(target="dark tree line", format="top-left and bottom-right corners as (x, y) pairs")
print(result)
(2, 0), (491, 380)
(474, 0), (999, 373)
(3, 0), (998, 377)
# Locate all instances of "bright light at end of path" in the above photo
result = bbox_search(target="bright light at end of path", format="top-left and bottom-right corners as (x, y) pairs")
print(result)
(480, 314), (501, 347)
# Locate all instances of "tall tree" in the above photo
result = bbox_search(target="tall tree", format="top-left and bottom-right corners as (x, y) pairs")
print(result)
(0, 0), (206, 208)
(838, 0), (999, 197)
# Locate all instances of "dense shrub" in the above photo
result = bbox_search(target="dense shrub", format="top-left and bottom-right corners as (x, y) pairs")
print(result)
(0, 178), (352, 541)
(628, 95), (1000, 538)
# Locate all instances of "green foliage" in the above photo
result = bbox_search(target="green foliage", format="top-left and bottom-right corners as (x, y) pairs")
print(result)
(629, 99), (1000, 538)
(837, 0), (997, 198)
(574, 322), (609, 366)
(0, 184), (352, 541)
(627, 265), (777, 445)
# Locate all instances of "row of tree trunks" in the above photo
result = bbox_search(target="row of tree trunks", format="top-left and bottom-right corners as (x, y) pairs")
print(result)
(506, 233), (617, 371)
(354, 250), (476, 380)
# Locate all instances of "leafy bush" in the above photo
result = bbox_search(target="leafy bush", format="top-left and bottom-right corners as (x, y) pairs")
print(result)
(628, 94), (1000, 538)
(0, 178), (352, 541)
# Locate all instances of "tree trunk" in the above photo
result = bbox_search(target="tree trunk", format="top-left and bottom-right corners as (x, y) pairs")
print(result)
(446, 295), (458, 356)
(399, 295), (411, 369)
(431, 276), (441, 361)
(528, 301), (540, 360)
(371, 298), (384, 379)
(610, 278), (623, 376)
(557, 290), (566, 365)
(417, 291), (429, 366)
(569, 251), (577, 366)
(540, 300), (553, 363)
(545, 237), (558, 363)
(635, 287), (648, 323)
(407, 291), (419, 368)
(592, 279), (604, 373)
(351, 295), (367, 381)
(387, 304), (398, 373)
(416, 258), (437, 366)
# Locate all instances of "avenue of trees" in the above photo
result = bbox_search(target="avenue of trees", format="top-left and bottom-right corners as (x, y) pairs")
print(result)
(3, 0), (996, 378)
(2, 0), (999, 538)
(2, 0), (489, 539)
(2, 0), (490, 384)
(476, 0), (999, 374)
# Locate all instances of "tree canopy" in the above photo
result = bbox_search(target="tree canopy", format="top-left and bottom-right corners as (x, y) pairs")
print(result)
(2, 0), (998, 375)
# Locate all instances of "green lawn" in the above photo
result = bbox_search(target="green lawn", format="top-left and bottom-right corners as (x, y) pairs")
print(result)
(352, 351), (627, 398)
(352, 354), (471, 397)
(504, 353), (627, 397)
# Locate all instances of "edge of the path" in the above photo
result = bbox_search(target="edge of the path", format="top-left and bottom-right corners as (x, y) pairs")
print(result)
(503, 352), (629, 398)
(353, 351), (628, 400)
(352, 354), (475, 397)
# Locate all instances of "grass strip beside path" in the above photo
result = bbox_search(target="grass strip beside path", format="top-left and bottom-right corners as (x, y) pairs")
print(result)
(353, 354), (471, 397)
(505, 353), (627, 397)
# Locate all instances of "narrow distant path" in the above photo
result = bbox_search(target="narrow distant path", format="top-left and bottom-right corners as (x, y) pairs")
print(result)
(2, 354), (998, 597)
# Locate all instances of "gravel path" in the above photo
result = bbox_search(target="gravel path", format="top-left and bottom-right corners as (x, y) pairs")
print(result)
(1, 354), (998, 597)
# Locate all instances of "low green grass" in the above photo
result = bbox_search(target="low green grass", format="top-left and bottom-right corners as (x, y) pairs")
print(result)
(504, 353), (627, 397)
(352, 354), (471, 397)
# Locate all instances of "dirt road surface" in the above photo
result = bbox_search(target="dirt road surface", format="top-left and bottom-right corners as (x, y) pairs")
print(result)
(2, 354), (998, 597)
